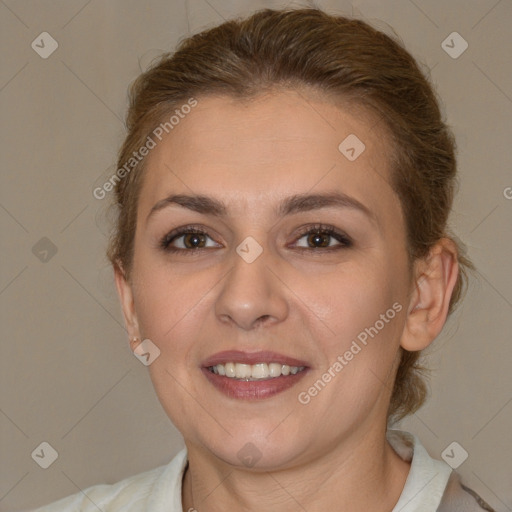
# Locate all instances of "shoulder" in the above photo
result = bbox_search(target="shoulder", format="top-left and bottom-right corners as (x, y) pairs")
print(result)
(27, 448), (188, 512)
(26, 466), (165, 512)
(387, 430), (495, 512)
(437, 471), (496, 512)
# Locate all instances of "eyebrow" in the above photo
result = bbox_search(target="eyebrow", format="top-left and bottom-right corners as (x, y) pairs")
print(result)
(146, 191), (376, 224)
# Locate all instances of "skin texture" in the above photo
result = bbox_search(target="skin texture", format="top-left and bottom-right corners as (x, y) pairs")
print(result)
(115, 89), (459, 511)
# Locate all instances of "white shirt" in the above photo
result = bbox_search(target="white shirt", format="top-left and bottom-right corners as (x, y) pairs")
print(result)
(28, 430), (453, 511)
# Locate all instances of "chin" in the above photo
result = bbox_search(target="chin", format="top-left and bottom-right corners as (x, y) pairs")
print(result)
(190, 420), (312, 471)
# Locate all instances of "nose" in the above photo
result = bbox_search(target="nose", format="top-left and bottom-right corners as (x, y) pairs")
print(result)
(214, 245), (289, 331)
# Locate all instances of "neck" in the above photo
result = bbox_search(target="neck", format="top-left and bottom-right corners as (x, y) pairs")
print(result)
(181, 426), (410, 512)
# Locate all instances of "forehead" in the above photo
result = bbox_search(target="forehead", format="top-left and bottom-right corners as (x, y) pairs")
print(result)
(137, 89), (398, 221)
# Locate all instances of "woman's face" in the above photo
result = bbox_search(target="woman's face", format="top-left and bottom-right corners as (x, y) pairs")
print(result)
(123, 89), (414, 468)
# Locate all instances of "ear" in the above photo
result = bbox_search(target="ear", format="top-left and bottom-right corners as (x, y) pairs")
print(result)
(114, 262), (141, 352)
(400, 238), (459, 351)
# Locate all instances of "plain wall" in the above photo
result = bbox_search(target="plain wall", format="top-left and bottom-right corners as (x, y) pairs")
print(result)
(1, 0), (511, 510)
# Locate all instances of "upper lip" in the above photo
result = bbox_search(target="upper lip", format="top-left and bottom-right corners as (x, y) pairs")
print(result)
(202, 350), (309, 368)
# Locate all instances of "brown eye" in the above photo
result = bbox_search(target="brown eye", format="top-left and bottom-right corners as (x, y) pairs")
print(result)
(160, 226), (221, 252)
(293, 225), (352, 251)
(307, 232), (331, 248)
(182, 232), (207, 249)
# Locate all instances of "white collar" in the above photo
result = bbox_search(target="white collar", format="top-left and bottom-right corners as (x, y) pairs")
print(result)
(388, 430), (453, 511)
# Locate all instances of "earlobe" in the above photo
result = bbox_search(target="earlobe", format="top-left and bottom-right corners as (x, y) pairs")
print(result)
(400, 239), (459, 351)
(114, 262), (141, 342)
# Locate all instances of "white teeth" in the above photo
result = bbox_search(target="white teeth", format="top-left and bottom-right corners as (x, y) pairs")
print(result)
(269, 363), (282, 377)
(235, 363), (252, 379)
(209, 362), (305, 380)
(251, 363), (269, 379)
(224, 362), (236, 378)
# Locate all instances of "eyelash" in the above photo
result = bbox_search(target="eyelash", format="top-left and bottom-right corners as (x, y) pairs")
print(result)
(159, 223), (352, 254)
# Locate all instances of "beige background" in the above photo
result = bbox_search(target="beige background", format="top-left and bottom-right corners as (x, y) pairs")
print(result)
(1, 0), (511, 510)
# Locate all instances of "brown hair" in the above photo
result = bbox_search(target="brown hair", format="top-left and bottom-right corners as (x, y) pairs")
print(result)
(107, 7), (472, 423)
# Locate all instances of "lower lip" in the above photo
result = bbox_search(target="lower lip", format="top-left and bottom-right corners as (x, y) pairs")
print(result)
(201, 367), (309, 400)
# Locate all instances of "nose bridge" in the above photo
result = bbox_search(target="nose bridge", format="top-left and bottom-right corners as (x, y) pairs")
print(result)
(215, 239), (289, 330)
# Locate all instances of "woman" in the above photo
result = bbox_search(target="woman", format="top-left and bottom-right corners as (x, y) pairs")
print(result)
(31, 7), (494, 512)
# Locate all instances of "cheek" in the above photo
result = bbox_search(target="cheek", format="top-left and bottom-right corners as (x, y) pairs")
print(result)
(132, 254), (206, 338)
(293, 260), (406, 404)
(131, 262), (213, 430)
(297, 275), (404, 419)
(130, 254), (224, 391)
(295, 261), (403, 348)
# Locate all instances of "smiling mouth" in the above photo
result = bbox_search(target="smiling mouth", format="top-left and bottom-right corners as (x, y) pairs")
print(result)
(208, 362), (307, 381)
